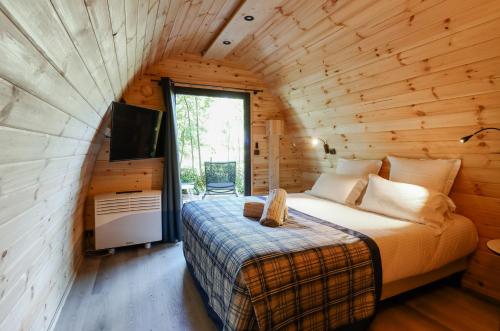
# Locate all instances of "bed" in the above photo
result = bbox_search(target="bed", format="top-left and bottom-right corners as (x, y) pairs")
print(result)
(182, 193), (477, 331)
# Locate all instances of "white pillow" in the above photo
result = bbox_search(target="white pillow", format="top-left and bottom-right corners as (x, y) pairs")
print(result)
(336, 158), (383, 178)
(359, 174), (456, 234)
(387, 156), (460, 195)
(306, 173), (367, 206)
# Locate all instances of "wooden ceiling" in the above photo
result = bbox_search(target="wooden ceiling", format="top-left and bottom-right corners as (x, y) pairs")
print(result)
(0, 0), (255, 107)
(3, 0), (499, 108)
(1, 5), (500, 327)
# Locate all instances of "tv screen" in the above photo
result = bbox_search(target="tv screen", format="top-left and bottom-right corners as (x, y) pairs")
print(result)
(109, 102), (165, 161)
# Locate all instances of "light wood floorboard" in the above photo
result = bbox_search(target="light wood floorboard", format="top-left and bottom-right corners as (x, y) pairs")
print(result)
(55, 244), (500, 331)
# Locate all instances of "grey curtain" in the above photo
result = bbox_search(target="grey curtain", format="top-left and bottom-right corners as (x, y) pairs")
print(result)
(160, 77), (183, 242)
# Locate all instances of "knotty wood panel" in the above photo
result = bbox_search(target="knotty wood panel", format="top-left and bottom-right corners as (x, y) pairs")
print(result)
(0, 1), (273, 328)
(126, 55), (301, 195)
(222, 0), (500, 300)
(0, 0), (109, 113)
(0, 0), (121, 329)
(85, 55), (301, 230)
(1, 2), (499, 330)
(101, 0), (243, 78)
(203, 0), (284, 59)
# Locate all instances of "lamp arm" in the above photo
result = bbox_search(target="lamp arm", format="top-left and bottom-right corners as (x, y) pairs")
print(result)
(460, 127), (500, 143)
(311, 136), (336, 155)
(315, 137), (327, 145)
(472, 127), (500, 135)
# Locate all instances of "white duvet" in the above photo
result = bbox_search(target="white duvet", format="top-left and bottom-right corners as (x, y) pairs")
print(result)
(286, 193), (478, 284)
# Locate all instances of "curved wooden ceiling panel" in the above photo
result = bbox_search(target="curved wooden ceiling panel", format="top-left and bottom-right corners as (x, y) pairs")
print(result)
(1, 1), (500, 329)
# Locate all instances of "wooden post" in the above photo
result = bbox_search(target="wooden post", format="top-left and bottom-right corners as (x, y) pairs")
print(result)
(266, 120), (284, 192)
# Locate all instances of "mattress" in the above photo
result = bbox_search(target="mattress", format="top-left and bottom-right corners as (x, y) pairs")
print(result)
(182, 197), (381, 330)
(286, 193), (478, 284)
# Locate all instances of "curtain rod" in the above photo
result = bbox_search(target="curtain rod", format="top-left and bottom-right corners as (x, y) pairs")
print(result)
(152, 79), (263, 94)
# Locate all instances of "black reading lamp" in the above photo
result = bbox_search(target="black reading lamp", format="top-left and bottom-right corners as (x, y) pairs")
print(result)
(312, 137), (336, 155)
(460, 127), (500, 143)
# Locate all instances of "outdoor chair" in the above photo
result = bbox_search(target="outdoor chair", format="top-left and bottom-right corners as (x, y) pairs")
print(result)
(203, 161), (238, 198)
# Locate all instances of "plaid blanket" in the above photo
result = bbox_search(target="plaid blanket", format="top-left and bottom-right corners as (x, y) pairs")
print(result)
(182, 197), (381, 331)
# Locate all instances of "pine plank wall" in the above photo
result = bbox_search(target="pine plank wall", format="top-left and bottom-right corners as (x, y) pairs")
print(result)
(84, 55), (302, 230)
(0, 1), (247, 329)
(0, 0), (499, 330)
(0, 1), (115, 329)
(230, 0), (500, 300)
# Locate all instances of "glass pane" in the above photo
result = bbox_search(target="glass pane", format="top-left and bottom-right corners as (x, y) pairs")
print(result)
(175, 94), (245, 198)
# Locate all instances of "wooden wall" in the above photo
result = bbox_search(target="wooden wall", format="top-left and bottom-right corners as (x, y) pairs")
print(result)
(217, 0), (500, 300)
(0, 1), (296, 327)
(84, 54), (301, 229)
(1, 2), (499, 330)
(0, 0), (126, 329)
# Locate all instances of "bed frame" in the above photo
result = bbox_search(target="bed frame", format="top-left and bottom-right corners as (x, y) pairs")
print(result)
(381, 258), (467, 300)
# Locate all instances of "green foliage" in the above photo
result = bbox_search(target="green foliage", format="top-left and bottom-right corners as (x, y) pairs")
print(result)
(176, 94), (245, 195)
(179, 167), (197, 184)
(176, 94), (211, 172)
(235, 163), (244, 194)
(180, 168), (205, 194)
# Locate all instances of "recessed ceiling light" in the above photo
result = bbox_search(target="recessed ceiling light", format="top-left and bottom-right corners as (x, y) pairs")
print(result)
(222, 40), (231, 45)
(244, 15), (255, 21)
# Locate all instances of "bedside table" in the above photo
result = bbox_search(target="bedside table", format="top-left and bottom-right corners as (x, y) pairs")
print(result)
(486, 239), (500, 255)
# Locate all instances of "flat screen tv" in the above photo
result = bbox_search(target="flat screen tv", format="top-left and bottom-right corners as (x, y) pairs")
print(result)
(109, 102), (165, 161)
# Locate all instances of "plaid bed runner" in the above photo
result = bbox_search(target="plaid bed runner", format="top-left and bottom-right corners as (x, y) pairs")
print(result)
(182, 197), (381, 331)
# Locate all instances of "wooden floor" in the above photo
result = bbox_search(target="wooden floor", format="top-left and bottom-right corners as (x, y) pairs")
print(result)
(55, 244), (500, 331)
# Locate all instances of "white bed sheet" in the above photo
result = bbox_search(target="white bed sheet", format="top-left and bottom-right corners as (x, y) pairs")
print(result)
(286, 193), (478, 284)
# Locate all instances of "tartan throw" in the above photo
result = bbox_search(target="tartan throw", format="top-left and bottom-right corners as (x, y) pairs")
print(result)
(182, 197), (382, 331)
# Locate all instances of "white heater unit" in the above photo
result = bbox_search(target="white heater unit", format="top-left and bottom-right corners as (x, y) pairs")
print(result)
(94, 190), (162, 250)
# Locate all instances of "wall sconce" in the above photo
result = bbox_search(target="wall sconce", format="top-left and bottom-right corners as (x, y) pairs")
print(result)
(460, 127), (500, 143)
(311, 137), (336, 155)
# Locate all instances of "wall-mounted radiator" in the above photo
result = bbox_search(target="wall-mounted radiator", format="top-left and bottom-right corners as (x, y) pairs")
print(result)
(94, 190), (162, 250)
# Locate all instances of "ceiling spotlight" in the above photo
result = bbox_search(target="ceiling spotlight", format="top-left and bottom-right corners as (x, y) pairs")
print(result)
(244, 15), (255, 21)
(222, 40), (231, 45)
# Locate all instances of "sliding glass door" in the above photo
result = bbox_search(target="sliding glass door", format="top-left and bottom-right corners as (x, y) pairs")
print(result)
(174, 87), (250, 199)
